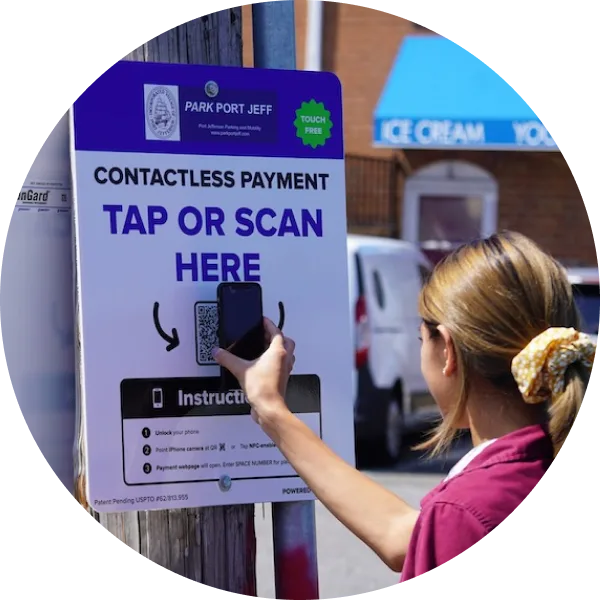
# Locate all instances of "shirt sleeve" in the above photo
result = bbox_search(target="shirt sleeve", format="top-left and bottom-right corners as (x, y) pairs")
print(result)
(401, 501), (489, 581)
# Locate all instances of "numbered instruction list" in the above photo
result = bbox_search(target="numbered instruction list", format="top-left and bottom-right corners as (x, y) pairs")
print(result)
(121, 375), (321, 485)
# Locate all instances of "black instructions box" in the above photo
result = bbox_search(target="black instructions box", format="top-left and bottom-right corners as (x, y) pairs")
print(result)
(121, 374), (321, 486)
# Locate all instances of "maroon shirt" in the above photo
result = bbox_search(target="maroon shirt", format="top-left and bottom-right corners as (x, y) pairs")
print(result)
(400, 425), (554, 582)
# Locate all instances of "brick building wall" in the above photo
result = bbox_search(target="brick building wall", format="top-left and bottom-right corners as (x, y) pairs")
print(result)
(404, 150), (596, 265)
(242, 2), (430, 155)
(239, 2), (596, 266)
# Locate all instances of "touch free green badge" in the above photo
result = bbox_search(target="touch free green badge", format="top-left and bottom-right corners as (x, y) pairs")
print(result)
(294, 100), (333, 148)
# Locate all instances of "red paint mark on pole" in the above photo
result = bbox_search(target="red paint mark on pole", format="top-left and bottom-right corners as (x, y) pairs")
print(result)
(275, 546), (319, 600)
(272, 501), (319, 600)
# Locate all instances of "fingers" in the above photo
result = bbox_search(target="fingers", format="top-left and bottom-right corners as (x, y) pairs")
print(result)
(263, 318), (296, 371)
(283, 337), (296, 374)
(284, 336), (295, 355)
(264, 318), (295, 349)
(263, 317), (283, 343)
(212, 347), (249, 380)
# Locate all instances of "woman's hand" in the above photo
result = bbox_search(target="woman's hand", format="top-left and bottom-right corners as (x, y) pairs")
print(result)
(215, 317), (418, 572)
(212, 318), (296, 427)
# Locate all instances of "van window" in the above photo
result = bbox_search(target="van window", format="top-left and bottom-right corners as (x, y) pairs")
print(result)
(372, 270), (386, 309)
(572, 283), (600, 335)
(418, 265), (431, 287)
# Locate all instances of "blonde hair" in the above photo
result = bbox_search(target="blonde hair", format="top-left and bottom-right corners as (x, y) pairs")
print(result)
(418, 231), (590, 457)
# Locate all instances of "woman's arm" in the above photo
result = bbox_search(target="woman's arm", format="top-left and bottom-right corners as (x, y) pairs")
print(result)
(213, 318), (419, 572)
(263, 406), (419, 572)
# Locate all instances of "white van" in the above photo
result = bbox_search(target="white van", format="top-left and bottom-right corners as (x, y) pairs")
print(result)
(347, 234), (437, 464)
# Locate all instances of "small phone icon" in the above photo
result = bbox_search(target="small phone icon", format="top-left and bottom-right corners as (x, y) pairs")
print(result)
(152, 388), (164, 409)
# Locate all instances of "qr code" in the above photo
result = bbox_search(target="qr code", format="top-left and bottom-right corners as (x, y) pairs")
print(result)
(195, 302), (219, 365)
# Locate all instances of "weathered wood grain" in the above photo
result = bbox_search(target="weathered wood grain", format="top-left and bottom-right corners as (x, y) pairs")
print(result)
(121, 11), (244, 66)
(75, 8), (257, 595)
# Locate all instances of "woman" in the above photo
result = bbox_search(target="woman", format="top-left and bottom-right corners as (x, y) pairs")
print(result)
(212, 231), (595, 581)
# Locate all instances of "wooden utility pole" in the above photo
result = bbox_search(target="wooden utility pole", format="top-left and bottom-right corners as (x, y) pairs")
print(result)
(74, 9), (257, 595)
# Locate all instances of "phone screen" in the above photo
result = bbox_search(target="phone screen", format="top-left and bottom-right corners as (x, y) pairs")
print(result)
(219, 283), (265, 364)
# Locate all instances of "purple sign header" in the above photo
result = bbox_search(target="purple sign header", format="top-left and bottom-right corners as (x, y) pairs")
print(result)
(72, 61), (344, 160)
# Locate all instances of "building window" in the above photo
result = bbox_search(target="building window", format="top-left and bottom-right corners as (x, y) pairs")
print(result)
(419, 194), (484, 245)
(402, 161), (498, 261)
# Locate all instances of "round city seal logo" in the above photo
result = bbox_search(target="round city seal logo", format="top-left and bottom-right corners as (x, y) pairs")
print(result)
(146, 86), (178, 139)
(205, 80), (219, 98)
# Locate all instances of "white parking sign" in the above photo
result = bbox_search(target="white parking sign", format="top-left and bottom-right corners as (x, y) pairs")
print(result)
(70, 61), (354, 512)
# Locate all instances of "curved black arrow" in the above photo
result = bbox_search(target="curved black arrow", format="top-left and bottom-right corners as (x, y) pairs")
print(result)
(153, 302), (180, 352)
(277, 301), (285, 332)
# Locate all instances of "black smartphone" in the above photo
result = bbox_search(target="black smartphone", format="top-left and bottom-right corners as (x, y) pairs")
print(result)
(217, 282), (265, 390)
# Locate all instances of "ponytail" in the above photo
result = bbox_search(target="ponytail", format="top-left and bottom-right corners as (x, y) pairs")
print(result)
(549, 363), (588, 456)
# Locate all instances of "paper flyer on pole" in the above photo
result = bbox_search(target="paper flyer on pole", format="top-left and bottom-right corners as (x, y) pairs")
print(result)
(1, 114), (76, 493)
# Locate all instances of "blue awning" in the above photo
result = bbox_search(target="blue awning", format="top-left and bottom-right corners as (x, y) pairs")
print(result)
(373, 36), (557, 151)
